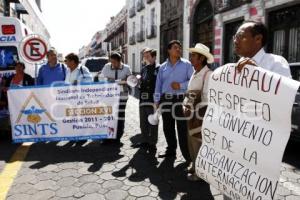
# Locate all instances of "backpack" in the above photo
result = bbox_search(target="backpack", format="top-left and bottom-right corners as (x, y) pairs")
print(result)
(61, 63), (66, 80)
(72, 66), (86, 85)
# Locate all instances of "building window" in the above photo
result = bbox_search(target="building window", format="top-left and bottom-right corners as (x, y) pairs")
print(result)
(129, 0), (136, 18)
(223, 19), (243, 64)
(137, 0), (145, 12)
(147, 8), (157, 39)
(137, 15), (145, 42)
(132, 53), (136, 72)
(141, 15), (144, 32)
(129, 21), (136, 45)
(268, 4), (300, 63)
(191, 0), (213, 49)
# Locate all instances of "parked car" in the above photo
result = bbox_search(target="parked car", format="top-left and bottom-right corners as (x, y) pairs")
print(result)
(290, 62), (300, 141)
(81, 57), (108, 81)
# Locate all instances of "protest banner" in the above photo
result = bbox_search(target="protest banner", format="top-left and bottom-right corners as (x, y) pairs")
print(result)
(195, 64), (300, 200)
(8, 82), (120, 143)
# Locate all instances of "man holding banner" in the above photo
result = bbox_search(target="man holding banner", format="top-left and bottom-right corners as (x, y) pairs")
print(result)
(101, 52), (132, 145)
(199, 20), (296, 200)
(37, 48), (67, 85)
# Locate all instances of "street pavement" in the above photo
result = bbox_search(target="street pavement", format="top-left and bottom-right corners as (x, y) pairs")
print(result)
(0, 96), (300, 200)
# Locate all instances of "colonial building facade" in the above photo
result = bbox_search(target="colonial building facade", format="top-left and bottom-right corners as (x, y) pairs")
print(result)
(86, 31), (108, 58)
(104, 7), (128, 63)
(127, 0), (161, 73)
(185, 0), (300, 66)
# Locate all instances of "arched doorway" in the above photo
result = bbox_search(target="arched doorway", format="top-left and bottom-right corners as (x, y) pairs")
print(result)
(190, 0), (214, 50)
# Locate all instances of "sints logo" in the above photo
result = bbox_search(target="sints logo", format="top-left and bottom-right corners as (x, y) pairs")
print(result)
(14, 93), (58, 137)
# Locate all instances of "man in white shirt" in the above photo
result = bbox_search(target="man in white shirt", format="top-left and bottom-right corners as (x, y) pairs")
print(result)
(223, 20), (292, 200)
(101, 52), (132, 146)
(234, 20), (291, 78)
(64, 53), (93, 85)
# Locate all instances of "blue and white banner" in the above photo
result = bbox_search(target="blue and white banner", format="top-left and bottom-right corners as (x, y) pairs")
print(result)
(8, 82), (120, 143)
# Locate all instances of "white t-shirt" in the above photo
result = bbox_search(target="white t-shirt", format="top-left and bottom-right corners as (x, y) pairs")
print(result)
(187, 65), (212, 103)
(65, 65), (93, 84)
(250, 48), (291, 78)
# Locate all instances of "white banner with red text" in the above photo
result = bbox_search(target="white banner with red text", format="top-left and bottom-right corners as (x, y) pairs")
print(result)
(196, 64), (300, 200)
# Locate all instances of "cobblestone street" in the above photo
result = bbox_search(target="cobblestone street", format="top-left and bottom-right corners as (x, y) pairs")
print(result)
(0, 96), (299, 200)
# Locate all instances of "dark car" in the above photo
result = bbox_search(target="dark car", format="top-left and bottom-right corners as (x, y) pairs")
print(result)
(290, 63), (300, 141)
(81, 57), (108, 81)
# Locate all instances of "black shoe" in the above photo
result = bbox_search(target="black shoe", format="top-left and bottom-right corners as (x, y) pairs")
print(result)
(111, 140), (123, 147)
(101, 139), (115, 145)
(147, 145), (157, 156)
(75, 140), (87, 146)
(158, 151), (176, 158)
(131, 142), (149, 149)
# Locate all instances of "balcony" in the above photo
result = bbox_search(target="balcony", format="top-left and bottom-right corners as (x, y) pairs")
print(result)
(146, 0), (154, 3)
(129, 6), (136, 18)
(137, 0), (145, 12)
(129, 35), (136, 45)
(215, 0), (252, 13)
(136, 31), (145, 42)
(146, 25), (157, 39)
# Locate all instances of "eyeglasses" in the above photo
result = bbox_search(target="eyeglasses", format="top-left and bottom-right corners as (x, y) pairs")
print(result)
(232, 33), (246, 41)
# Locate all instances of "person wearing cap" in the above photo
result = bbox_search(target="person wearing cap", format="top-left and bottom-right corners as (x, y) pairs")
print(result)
(183, 43), (213, 181)
(131, 48), (159, 155)
(101, 52), (132, 145)
(154, 40), (193, 161)
(37, 48), (67, 85)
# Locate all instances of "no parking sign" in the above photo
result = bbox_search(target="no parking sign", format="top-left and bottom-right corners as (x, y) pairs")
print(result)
(19, 34), (49, 64)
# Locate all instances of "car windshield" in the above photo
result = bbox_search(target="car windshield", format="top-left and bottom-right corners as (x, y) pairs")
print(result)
(0, 46), (19, 71)
(85, 58), (108, 72)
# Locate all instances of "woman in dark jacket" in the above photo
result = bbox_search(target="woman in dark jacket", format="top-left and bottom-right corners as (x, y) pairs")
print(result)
(0, 62), (34, 109)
